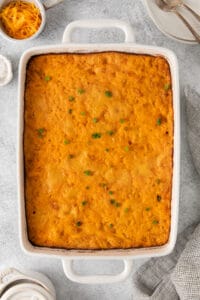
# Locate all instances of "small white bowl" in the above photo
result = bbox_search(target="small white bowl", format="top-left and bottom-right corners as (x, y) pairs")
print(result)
(0, 54), (13, 86)
(0, 0), (46, 42)
(0, 0), (62, 42)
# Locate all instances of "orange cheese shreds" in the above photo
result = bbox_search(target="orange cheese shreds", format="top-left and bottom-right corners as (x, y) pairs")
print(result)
(0, 0), (42, 39)
(24, 53), (173, 250)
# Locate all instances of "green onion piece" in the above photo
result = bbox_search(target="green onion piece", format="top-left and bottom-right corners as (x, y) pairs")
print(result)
(84, 170), (92, 176)
(109, 191), (114, 195)
(164, 83), (171, 91)
(82, 201), (87, 206)
(76, 221), (82, 226)
(80, 111), (86, 116)
(109, 223), (113, 228)
(78, 88), (85, 94)
(64, 139), (70, 145)
(145, 207), (151, 211)
(37, 128), (45, 138)
(107, 130), (114, 136)
(44, 75), (51, 81)
(124, 207), (129, 213)
(115, 202), (121, 207)
(120, 119), (125, 124)
(69, 96), (75, 102)
(124, 146), (129, 152)
(157, 118), (162, 126)
(157, 195), (162, 202)
(68, 109), (73, 114)
(92, 132), (101, 139)
(110, 199), (116, 205)
(105, 90), (112, 97)
(152, 220), (159, 225)
(93, 118), (98, 123)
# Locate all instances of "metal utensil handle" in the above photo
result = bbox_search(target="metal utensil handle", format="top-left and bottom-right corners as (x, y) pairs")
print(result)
(62, 19), (135, 43)
(174, 10), (200, 42)
(183, 3), (200, 22)
(43, 0), (63, 10)
(62, 259), (133, 284)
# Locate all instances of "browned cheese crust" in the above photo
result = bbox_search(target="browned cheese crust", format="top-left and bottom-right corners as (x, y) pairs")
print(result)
(24, 52), (173, 249)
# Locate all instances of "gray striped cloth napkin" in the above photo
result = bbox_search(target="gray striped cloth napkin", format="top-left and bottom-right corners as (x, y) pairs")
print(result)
(133, 87), (200, 300)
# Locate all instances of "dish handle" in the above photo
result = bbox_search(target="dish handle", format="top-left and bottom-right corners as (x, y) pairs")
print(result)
(62, 259), (133, 284)
(62, 19), (135, 43)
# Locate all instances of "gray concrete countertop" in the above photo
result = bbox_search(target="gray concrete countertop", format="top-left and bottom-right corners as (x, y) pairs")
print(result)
(0, 0), (200, 299)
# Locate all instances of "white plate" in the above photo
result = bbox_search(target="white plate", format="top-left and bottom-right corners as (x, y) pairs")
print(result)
(144, 0), (200, 44)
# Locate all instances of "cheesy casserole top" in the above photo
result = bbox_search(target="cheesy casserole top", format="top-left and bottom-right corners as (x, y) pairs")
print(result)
(24, 52), (173, 249)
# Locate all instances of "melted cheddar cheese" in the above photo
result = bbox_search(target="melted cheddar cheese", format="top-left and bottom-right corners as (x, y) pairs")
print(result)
(24, 52), (173, 249)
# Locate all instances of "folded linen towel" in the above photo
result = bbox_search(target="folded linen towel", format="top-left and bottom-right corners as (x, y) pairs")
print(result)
(133, 87), (200, 300)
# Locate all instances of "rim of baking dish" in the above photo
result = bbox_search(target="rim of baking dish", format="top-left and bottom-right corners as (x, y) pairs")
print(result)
(17, 43), (180, 259)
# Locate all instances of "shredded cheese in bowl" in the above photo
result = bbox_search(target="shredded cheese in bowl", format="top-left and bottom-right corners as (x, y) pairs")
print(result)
(0, 0), (42, 39)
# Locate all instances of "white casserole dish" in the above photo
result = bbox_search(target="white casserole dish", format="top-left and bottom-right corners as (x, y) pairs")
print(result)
(18, 19), (180, 284)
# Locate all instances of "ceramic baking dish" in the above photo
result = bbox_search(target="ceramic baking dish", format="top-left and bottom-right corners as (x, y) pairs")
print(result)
(18, 19), (180, 284)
